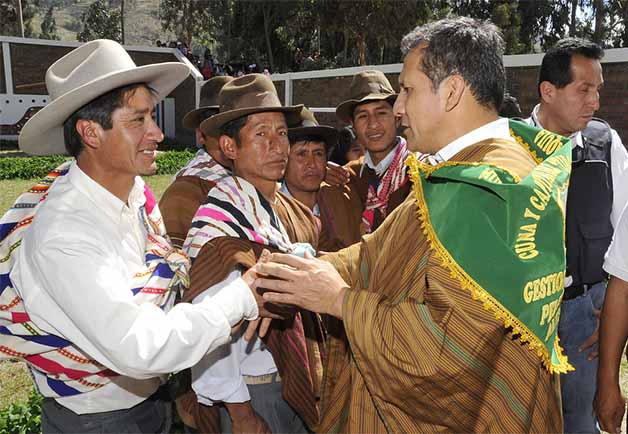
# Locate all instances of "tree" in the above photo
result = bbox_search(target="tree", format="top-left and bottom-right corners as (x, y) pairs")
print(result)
(77, 0), (122, 42)
(0, 0), (39, 37)
(159, 0), (223, 49)
(40, 5), (59, 40)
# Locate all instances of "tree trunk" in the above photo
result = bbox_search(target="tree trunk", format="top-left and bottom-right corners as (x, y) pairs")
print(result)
(593, 0), (605, 44)
(262, 3), (275, 71)
(120, 0), (125, 44)
(569, 0), (577, 36)
(357, 34), (366, 66)
(15, 0), (24, 37)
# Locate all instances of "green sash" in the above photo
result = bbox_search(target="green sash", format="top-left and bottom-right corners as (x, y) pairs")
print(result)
(407, 119), (572, 373)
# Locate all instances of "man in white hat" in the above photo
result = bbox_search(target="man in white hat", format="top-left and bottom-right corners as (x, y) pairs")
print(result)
(2, 40), (269, 433)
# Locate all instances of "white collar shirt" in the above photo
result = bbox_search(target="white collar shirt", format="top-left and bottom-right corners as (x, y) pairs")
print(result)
(10, 161), (257, 414)
(360, 140), (400, 177)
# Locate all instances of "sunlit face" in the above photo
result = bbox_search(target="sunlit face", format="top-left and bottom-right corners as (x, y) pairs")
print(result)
(285, 140), (327, 193)
(230, 111), (290, 183)
(394, 45), (447, 154)
(542, 55), (603, 136)
(351, 100), (397, 156)
(98, 86), (163, 177)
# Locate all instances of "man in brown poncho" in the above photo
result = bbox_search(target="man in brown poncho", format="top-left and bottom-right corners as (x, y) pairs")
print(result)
(255, 17), (568, 433)
(181, 74), (325, 434)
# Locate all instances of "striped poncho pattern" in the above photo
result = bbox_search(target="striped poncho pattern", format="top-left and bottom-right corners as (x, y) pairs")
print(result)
(175, 149), (230, 182)
(183, 175), (307, 260)
(0, 161), (190, 398)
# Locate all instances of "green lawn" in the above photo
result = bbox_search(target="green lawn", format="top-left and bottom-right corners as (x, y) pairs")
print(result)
(0, 174), (173, 410)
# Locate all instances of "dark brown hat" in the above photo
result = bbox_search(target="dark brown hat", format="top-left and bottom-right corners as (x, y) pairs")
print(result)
(200, 74), (303, 138)
(289, 107), (338, 149)
(182, 75), (233, 129)
(335, 70), (397, 123)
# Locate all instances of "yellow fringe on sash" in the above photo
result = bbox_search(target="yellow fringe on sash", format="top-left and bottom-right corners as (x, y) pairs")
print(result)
(406, 154), (573, 374)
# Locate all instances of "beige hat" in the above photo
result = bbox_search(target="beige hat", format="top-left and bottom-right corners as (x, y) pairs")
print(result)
(200, 74), (302, 138)
(289, 107), (338, 150)
(335, 70), (397, 123)
(182, 75), (233, 129)
(19, 39), (191, 156)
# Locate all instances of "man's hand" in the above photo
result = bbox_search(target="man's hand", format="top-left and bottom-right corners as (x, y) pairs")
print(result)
(226, 402), (272, 434)
(579, 308), (601, 360)
(243, 318), (273, 341)
(241, 267), (288, 320)
(254, 249), (348, 318)
(595, 381), (625, 434)
(325, 162), (350, 186)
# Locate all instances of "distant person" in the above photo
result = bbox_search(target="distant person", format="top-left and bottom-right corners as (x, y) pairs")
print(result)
(499, 92), (523, 118)
(329, 125), (363, 166)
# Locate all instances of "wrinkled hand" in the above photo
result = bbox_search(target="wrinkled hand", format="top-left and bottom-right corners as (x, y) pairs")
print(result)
(579, 308), (601, 360)
(227, 402), (272, 434)
(254, 249), (348, 318)
(241, 267), (288, 321)
(595, 382), (625, 434)
(325, 162), (350, 186)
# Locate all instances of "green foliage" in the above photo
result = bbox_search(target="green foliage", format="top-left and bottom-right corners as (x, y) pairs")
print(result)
(0, 0), (40, 38)
(0, 150), (194, 180)
(0, 389), (42, 434)
(76, 0), (122, 42)
(154, 149), (195, 175)
(40, 5), (60, 40)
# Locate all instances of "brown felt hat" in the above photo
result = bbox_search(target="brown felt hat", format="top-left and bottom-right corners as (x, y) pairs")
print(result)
(289, 107), (338, 150)
(182, 75), (233, 129)
(200, 74), (302, 138)
(335, 70), (397, 123)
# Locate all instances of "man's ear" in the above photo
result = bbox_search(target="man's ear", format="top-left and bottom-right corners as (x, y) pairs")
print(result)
(443, 74), (465, 112)
(539, 81), (556, 104)
(75, 119), (102, 150)
(219, 135), (238, 160)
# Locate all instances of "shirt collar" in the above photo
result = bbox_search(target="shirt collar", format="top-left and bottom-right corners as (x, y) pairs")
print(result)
(67, 161), (146, 224)
(279, 182), (320, 217)
(432, 117), (510, 164)
(530, 104), (583, 149)
(360, 137), (400, 177)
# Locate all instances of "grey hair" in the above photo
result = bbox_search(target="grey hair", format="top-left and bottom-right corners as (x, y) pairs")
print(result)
(400, 16), (506, 111)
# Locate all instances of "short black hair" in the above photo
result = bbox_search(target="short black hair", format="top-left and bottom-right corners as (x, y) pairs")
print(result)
(538, 38), (604, 96)
(329, 126), (357, 166)
(62, 83), (155, 158)
(400, 16), (505, 111)
(219, 115), (249, 145)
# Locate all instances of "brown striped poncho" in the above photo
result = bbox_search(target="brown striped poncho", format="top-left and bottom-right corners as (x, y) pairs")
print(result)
(181, 192), (325, 433)
(318, 156), (411, 253)
(319, 139), (563, 433)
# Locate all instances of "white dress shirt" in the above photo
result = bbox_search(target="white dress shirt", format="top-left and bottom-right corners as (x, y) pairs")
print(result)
(360, 140), (400, 177)
(604, 207), (628, 282)
(10, 161), (258, 414)
(191, 269), (277, 406)
(527, 104), (628, 228)
(431, 117), (511, 164)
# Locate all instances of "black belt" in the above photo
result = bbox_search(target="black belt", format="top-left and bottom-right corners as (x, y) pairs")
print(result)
(562, 283), (598, 301)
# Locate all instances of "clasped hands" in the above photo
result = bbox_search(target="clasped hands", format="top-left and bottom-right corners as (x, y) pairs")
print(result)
(240, 249), (348, 340)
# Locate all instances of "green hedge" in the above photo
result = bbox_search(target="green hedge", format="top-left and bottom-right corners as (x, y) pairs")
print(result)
(0, 390), (41, 434)
(0, 150), (196, 180)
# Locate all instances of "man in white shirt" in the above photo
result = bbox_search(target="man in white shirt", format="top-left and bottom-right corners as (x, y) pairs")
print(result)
(525, 37), (628, 434)
(596, 208), (628, 434)
(180, 74), (323, 434)
(4, 40), (268, 434)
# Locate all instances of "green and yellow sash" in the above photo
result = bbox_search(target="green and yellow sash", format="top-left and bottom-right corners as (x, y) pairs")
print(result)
(407, 119), (572, 373)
